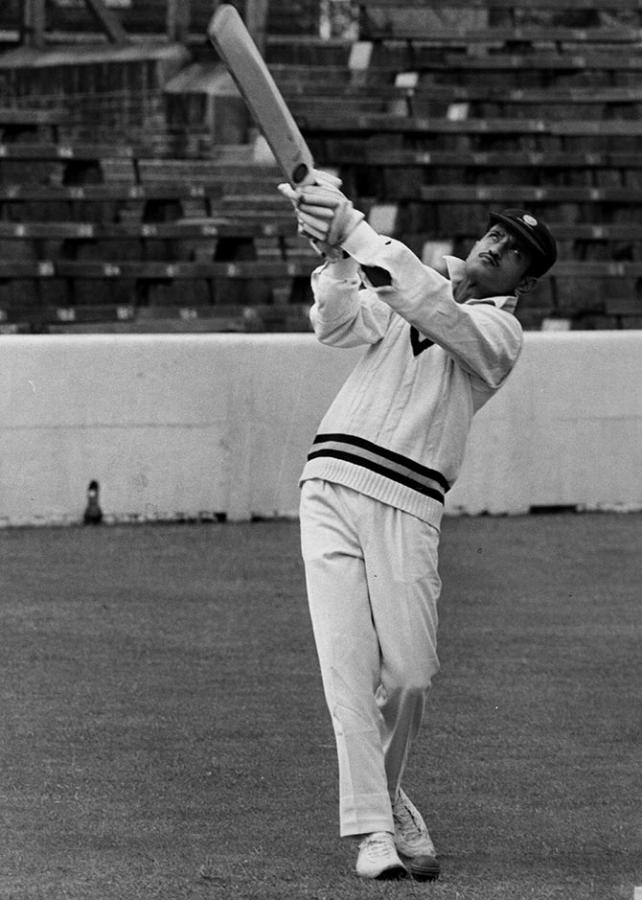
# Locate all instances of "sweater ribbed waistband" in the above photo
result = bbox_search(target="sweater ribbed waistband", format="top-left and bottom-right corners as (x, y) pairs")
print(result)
(306, 433), (449, 506)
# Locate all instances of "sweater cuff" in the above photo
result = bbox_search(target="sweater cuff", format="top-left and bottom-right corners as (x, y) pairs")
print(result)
(323, 253), (360, 279)
(342, 220), (389, 262)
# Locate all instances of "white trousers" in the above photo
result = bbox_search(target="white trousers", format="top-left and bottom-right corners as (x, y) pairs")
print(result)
(299, 480), (442, 837)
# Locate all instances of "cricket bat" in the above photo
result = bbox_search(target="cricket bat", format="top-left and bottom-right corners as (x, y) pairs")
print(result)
(208, 4), (316, 187)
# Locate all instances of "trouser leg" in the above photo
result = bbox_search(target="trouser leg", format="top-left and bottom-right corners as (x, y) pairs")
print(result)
(362, 498), (442, 799)
(300, 481), (392, 836)
(300, 480), (442, 836)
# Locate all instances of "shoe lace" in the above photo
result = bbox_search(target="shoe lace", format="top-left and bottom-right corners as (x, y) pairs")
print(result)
(363, 834), (393, 858)
(393, 795), (423, 837)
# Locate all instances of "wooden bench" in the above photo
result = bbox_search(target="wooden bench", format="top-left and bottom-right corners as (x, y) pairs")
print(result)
(416, 185), (642, 204)
(278, 47), (642, 87)
(0, 184), (287, 233)
(387, 184), (641, 247)
(355, 0), (642, 13)
(0, 141), (136, 159)
(136, 159), (281, 182)
(28, 260), (311, 281)
(0, 255), (314, 319)
(0, 142), (282, 181)
(358, 23), (642, 48)
(269, 0), (642, 50)
(282, 82), (642, 103)
(0, 234), (636, 332)
(404, 222), (642, 243)
(0, 218), (298, 281)
(0, 220), (297, 241)
(276, 70), (642, 100)
(283, 83), (642, 125)
(0, 138), (279, 171)
(0, 181), (289, 203)
(0, 107), (63, 141)
(354, 0), (642, 6)
(303, 114), (642, 172)
(268, 13), (642, 86)
(0, 184), (218, 201)
(1, 214), (637, 256)
(0, 288), (314, 333)
(356, 0), (642, 47)
(431, 51), (642, 82)
(2, 255), (640, 286)
(331, 149), (642, 169)
(41, 302), (313, 335)
(5, 277), (633, 335)
(298, 111), (642, 136)
(0, 141), (261, 160)
(273, 56), (642, 99)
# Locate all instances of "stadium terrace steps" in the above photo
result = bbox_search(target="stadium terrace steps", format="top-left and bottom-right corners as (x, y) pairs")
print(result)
(264, 4), (642, 330)
(2, 0), (642, 331)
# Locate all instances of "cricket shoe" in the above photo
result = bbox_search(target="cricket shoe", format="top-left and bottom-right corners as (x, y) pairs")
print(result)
(355, 831), (408, 880)
(392, 788), (440, 881)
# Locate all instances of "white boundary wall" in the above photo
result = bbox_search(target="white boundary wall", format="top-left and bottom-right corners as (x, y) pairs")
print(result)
(1, 331), (641, 526)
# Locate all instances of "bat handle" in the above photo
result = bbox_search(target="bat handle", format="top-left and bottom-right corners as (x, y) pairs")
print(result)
(292, 163), (313, 185)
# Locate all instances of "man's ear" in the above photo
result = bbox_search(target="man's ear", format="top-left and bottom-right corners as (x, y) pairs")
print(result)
(516, 275), (537, 296)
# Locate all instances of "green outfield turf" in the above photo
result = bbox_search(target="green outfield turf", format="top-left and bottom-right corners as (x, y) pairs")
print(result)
(0, 512), (640, 900)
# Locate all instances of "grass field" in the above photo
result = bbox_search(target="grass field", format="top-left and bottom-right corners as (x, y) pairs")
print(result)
(0, 512), (640, 900)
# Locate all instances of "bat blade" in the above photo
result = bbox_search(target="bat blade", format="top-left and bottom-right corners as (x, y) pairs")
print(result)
(208, 4), (315, 187)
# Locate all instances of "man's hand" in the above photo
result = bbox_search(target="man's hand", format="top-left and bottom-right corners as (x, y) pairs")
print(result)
(277, 169), (363, 259)
(277, 174), (341, 259)
(295, 176), (364, 247)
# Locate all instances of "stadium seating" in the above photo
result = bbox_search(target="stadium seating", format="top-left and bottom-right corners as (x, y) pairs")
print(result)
(266, 0), (642, 330)
(1, 0), (642, 331)
(0, 135), (315, 333)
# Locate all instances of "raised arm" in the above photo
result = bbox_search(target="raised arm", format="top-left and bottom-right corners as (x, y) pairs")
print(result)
(289, 177), (523, 386)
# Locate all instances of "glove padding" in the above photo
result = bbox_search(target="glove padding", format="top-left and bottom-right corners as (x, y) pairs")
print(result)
(295, 183), (364, 247)
(277, 169), (363, 258)
(277, 174), (336, 259)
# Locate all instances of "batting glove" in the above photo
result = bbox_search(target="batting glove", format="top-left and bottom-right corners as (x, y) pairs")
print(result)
(295, 183), (364, 247)
(278, 170), (350, 260)
(310, 168), (343, 191)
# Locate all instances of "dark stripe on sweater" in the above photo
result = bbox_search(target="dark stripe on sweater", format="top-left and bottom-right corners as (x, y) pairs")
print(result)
(307, 449), (446, 504)
(312, 433), (450, 493)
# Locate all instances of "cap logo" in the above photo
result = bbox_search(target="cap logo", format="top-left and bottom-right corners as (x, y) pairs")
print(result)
(521, 214), (538, 228)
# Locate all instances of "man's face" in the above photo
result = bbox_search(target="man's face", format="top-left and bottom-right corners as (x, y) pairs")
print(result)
(464, 224), (534, 297)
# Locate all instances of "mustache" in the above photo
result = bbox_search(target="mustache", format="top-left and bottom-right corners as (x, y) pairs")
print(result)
(479, 251), (499, 267)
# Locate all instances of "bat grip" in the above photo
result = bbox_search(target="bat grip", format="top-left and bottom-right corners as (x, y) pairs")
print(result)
(292, 163), (312, 185)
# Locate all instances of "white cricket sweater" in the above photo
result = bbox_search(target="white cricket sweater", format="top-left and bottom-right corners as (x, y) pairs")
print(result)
(299, 221), (524, 531)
